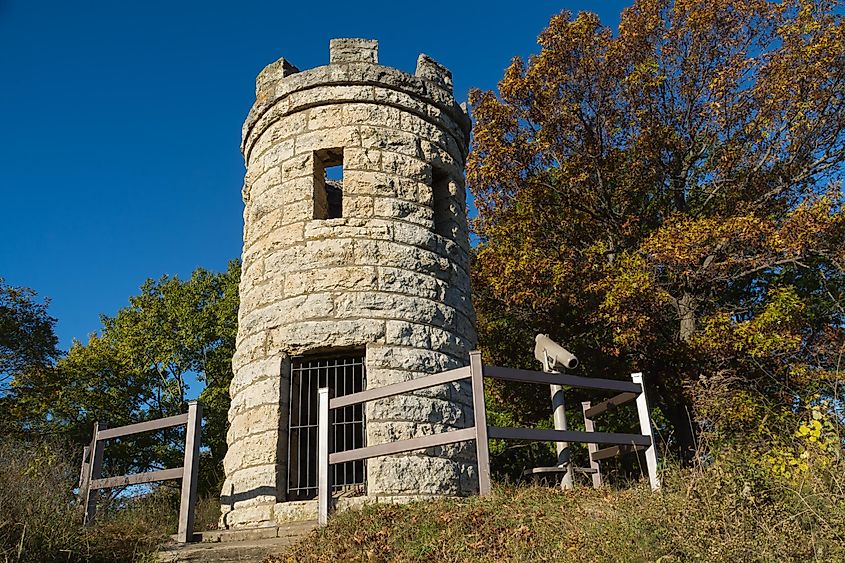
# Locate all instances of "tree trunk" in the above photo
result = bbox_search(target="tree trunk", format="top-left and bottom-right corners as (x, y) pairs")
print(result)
(658, 385), (697, 462)
(678, 292), (696, 342)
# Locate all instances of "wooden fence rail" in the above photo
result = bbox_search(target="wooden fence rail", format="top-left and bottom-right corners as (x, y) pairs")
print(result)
(78, 401), (202, 543)
(317, 351), (659, 526)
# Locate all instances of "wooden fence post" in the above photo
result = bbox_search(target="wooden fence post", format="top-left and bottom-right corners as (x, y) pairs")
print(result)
(177, 401), (203, 543)
(631, 373), (660, 490)
(581, 401), (602, 489)
(77, 446), (91, 498)
(317, 387), (330, 526)
(84, 422), (106, 525)
(469, 351), (491, 496)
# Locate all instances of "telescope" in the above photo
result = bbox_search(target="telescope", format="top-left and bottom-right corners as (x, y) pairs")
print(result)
(534, 334), (578, 371)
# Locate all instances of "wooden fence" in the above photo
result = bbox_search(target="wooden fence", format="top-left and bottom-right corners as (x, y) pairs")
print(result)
(317, 351), (659, 526)
(78, 401), (202, 543)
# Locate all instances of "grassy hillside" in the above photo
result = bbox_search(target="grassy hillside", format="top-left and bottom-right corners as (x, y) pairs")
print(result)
(280, 463), (845, 563)
(2, 436), (842, 562)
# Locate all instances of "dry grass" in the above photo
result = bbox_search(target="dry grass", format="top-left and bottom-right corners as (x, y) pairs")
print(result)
(0, 438), (220, 562)
(281, 459), (845, 563)
(2, 437), (842, 562)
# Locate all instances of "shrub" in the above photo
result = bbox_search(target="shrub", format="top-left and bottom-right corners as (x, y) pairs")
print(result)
(0, 438), (83, 562)
(0, 437), (220, 562)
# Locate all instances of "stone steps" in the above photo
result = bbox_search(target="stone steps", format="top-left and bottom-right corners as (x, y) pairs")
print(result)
(157, 521), (317, 562)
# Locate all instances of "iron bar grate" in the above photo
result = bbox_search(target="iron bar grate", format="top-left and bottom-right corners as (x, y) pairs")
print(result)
(287, 354), (366, 500)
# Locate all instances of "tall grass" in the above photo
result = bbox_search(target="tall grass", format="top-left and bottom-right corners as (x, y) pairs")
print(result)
(0, 439), (83, 562)
(0, 438), (219, 562)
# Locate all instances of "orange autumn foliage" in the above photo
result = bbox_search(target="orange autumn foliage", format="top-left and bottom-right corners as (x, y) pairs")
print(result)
(469, 0), (845, 457)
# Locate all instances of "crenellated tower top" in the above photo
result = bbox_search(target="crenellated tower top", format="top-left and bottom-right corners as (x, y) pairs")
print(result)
(242, 38), (470, 162)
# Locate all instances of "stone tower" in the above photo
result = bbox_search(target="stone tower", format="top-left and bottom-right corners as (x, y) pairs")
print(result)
(220, 38), (476, 528)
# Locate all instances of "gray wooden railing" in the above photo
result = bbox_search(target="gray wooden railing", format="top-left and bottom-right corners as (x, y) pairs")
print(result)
(78, 401), (202, 543)
(317, 351), (659, 526)
(581, 373), (659, 489)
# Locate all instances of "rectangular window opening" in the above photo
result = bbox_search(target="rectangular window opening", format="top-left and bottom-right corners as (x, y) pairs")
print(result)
(314, 148), (344, 220)
(432, 167), (454, 238)
(287, 352), (366, 501)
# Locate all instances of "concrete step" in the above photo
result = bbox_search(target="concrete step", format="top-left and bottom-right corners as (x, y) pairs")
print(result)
(157, 521), (317, 562)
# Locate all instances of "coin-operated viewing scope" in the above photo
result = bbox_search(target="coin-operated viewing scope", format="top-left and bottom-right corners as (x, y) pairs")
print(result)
(534, 334), (578, 371)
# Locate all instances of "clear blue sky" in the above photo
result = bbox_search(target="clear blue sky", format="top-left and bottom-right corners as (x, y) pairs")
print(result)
(0, 0), (629, 352)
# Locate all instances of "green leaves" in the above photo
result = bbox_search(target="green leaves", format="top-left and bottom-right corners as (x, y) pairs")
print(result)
(8, 261), (240, 493)
(0, 279), (59, 394)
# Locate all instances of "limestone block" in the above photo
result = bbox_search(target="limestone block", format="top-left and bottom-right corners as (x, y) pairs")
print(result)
(415, 54), (453, 92)
(344, 147), (382, 171)
(307, 104), (344, 130)
(264, 240), (355, 277)
(390, 221), (439, 250)
(344, 171), (424, 202)
(270, 320), (386, 355)
(377, 266), (444, 300)
(248, 112), (308, 161)
(227, 403), (283, 442)
(380, 151), (429, 182)
(281, 152), (314, 181)
(229, 356), (283, 398)
(245, 208), (285, 244)
(239, 257), (265, 293)
(256, 138), (294, 174)
(333, 292), (452, 327)
(359, 126), (422, 157)
(250, 166), (282, 196)
(249, 187), (292, 220)
(329, 38), (378, 64)
(366, 455), (462, 495)
(373, 196), (433, 226)
(224, 505), (276, 529)
(354, 239), (450, 275)
(268, 111), (309, 143)
(303, 218), (390, 241)
(343, 194), (375, 218)
(231, 332), (268, 373)
(383, 321), (467, 357)
(245, 222), (304, 258)
(343, 103), (380, 125)
(293, 126), (362, 156)
(399, 112), (449, 148)
(287, 86), (375, 116)
(283, 266), (378, 297)
(367, 345), (457, 374)
(423, 141), (462, 171)
(224, 430), (283, 473)
(384, 321), (433, 349)
(274, 198), (312, 224)
(256, 57), (299, 97)
(444, 280), (472, 307)
(367, 396), (465, 428)
(229, 375), (283, 415)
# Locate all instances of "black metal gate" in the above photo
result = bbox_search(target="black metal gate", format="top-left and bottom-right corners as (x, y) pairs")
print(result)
(287, 354), (366, 500)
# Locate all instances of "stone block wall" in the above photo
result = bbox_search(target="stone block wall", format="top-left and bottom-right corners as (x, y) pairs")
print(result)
(220, 38), (476, 529)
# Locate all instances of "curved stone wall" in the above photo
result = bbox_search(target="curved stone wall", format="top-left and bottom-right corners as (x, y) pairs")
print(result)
(220, 38), (477, 528)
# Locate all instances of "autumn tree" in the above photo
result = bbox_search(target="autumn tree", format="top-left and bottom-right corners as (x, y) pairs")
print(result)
(469, 0), (845, 459)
